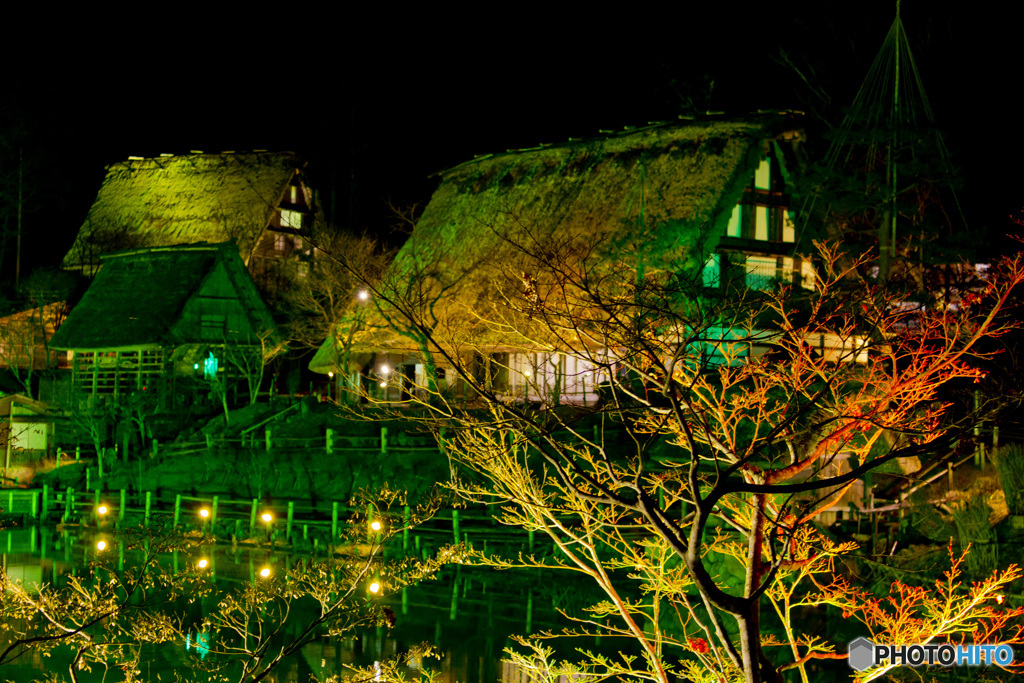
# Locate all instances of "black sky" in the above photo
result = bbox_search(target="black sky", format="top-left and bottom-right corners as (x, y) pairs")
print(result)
(5, 5), (1020, 280)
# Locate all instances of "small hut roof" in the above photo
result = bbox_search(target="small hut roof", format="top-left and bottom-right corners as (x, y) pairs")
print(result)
(62, 152), (301, 270)
(50, 243), (269, 350)
(312, 113), (804, 370)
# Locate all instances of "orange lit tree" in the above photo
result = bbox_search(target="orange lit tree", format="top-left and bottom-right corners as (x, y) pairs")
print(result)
(331, 226), (1024, 683)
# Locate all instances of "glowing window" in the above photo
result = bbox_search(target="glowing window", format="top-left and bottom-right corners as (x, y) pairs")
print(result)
(801, 260), (815, 290)
(280, 209), (302, 229)
(754, 157), (771, 190)
(755, 206), (768, 241)
(783, 211), (796, 243)
(726, 204), (741, 238)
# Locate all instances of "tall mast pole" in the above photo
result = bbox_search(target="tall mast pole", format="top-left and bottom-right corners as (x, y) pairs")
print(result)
(880, 0), (901, 282)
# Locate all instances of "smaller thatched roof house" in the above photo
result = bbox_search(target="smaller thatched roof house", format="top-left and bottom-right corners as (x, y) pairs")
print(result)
(51, 243), (276, 400)
(62, 151), (317, 299)
(312, 112), (809, 403)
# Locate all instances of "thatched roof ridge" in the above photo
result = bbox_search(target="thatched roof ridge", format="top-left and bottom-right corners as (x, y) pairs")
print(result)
(50, 242), (267, 350)
(441, 113), (798, 177)
(62, 152), (301, 271)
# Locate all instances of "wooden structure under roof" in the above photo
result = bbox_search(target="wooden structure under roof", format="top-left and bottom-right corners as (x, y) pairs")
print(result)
(50, 242), (276, 403)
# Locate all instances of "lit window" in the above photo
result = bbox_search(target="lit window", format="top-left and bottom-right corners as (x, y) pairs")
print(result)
(783, 211), (796, 243)
(280, 209), (302, 229)
(755, 206), (768, 241)
(727, 204), (741, 238)
(754, 156), (771, 190)
(801, 259), (815, 290)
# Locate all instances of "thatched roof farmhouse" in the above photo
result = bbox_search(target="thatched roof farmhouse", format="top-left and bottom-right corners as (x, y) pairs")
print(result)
(312, 112), (808, 402)
(62, 151), (316, 299)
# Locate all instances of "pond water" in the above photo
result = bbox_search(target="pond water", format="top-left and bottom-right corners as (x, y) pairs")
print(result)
(1, 524), (612, 683)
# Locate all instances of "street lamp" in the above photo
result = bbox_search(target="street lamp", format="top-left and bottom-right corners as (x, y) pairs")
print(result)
(262, 512), (273, 541)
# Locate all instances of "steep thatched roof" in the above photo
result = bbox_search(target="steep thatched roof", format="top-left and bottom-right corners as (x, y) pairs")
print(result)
(51, 243), (275, 350)
(311, 113), (804, 371)
(62, 152), (301, 271)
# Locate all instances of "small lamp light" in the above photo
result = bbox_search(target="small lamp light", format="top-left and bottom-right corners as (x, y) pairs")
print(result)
(96, 540), (107, 551)
(262, 512), (273, 523)
(199, 508), (210, 519)
(260, 567), (271, 578)
(370, 520), (382, 531)
(369, 581), (381, 594)
(197, 559), (209, 569)
(97, 505), (108, 516)
(358, 290), (369, 301)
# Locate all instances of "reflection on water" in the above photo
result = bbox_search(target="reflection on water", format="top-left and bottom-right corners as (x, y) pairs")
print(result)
(1, 524), (608, 682)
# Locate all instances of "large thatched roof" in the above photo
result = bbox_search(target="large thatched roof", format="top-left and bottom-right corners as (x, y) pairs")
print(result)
(51, 243), (275, 350)
(62, 152), (301, 272)
(311, 112), (804, 372)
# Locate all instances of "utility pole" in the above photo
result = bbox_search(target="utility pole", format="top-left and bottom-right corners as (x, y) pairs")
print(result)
(15, 145), (23, 291)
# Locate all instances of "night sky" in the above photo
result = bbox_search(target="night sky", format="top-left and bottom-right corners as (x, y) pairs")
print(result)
(4, 6), (1019, 283)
